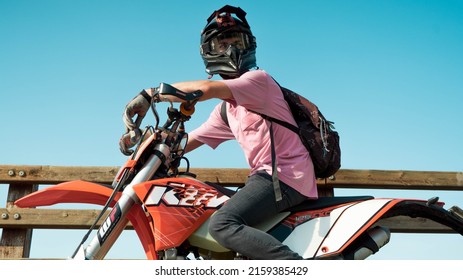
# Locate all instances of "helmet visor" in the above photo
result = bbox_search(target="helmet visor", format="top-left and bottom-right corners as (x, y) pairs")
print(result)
(208, 32), (252, 55)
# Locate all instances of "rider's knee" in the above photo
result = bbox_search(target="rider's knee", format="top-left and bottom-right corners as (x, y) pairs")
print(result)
(208, 210), (239, 245)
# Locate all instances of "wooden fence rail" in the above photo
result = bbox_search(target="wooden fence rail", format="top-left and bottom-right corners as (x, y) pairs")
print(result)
(1, 165), (463, 259)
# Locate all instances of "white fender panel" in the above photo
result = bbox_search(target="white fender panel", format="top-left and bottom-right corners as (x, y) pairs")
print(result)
(283, 198), (393, 259)
(283, 204), (350, 257)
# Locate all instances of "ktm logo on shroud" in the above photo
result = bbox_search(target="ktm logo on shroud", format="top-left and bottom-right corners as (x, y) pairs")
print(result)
(145, 182), (230, 208)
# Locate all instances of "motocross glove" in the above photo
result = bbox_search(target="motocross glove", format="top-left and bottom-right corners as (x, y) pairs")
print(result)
(122, 89), (152, 131)
(119, 129), (142, 156)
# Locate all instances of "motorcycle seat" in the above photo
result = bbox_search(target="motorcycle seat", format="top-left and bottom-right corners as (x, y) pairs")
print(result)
(288, 196), (374, 212)
(205, 182), (373, 213)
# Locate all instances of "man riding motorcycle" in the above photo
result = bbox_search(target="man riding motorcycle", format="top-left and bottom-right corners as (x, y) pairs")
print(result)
(121, 5), (317, 260)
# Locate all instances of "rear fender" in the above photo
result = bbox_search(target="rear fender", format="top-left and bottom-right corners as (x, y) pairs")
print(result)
(381, 199), (463, 235)
(286, 198), (463, 259)
(14, 180), (157, 260)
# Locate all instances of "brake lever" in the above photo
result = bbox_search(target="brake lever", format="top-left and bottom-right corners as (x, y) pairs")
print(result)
(162, 106), (177, 130)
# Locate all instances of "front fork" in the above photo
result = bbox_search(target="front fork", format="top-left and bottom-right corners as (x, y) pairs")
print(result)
(81, 143), (170, 260)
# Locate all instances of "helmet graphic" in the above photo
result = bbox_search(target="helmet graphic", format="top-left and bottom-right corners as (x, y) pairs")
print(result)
(200, 5), (257, 78)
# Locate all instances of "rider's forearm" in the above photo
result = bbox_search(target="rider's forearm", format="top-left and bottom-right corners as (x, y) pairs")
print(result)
(145, 80), (232, 102)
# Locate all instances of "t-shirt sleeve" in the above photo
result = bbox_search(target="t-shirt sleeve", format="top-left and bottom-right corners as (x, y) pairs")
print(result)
(188, 103), (235, 149)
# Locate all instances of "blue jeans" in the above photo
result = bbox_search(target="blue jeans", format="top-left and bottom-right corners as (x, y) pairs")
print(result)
(208, 171), (307, 259)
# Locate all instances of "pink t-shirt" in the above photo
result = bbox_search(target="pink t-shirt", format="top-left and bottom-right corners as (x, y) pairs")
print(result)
(189, 70), (317, 198)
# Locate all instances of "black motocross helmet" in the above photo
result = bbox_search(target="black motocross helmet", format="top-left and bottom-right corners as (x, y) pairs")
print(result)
(200, 5), (257, 78)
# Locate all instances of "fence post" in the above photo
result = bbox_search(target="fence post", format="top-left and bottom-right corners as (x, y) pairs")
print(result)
(317, 176), (336, 197)
(0, 183), (38, 259)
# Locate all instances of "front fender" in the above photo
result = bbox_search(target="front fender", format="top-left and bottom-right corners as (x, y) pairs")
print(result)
(15, 180), (118, 207)
(14, 180), (157, 260)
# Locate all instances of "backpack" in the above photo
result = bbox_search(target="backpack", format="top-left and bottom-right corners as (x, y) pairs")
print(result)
(220, 83), (341, 180)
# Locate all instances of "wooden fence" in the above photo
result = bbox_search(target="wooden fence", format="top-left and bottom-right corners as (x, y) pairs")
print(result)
(1, 164), (462, 259)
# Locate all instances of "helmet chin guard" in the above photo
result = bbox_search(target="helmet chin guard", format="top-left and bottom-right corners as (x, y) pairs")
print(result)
(200, 5), (257, 78)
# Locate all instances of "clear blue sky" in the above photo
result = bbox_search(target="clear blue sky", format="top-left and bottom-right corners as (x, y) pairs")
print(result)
(1, 0), (462, 260)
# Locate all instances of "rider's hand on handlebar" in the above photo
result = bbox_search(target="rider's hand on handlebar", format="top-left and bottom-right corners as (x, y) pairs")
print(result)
(122, 89), (152, 132)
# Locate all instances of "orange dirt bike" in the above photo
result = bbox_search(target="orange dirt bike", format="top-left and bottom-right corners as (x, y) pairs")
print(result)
(15, 83), (463, 260)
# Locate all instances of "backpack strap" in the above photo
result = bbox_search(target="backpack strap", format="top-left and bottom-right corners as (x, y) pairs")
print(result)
(220, 101), (229, 126)
(259, 114), (299, 134)
(220, 100), (297, 134)
(268, 122), (282, 201)
(262, 78), (303, 202)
